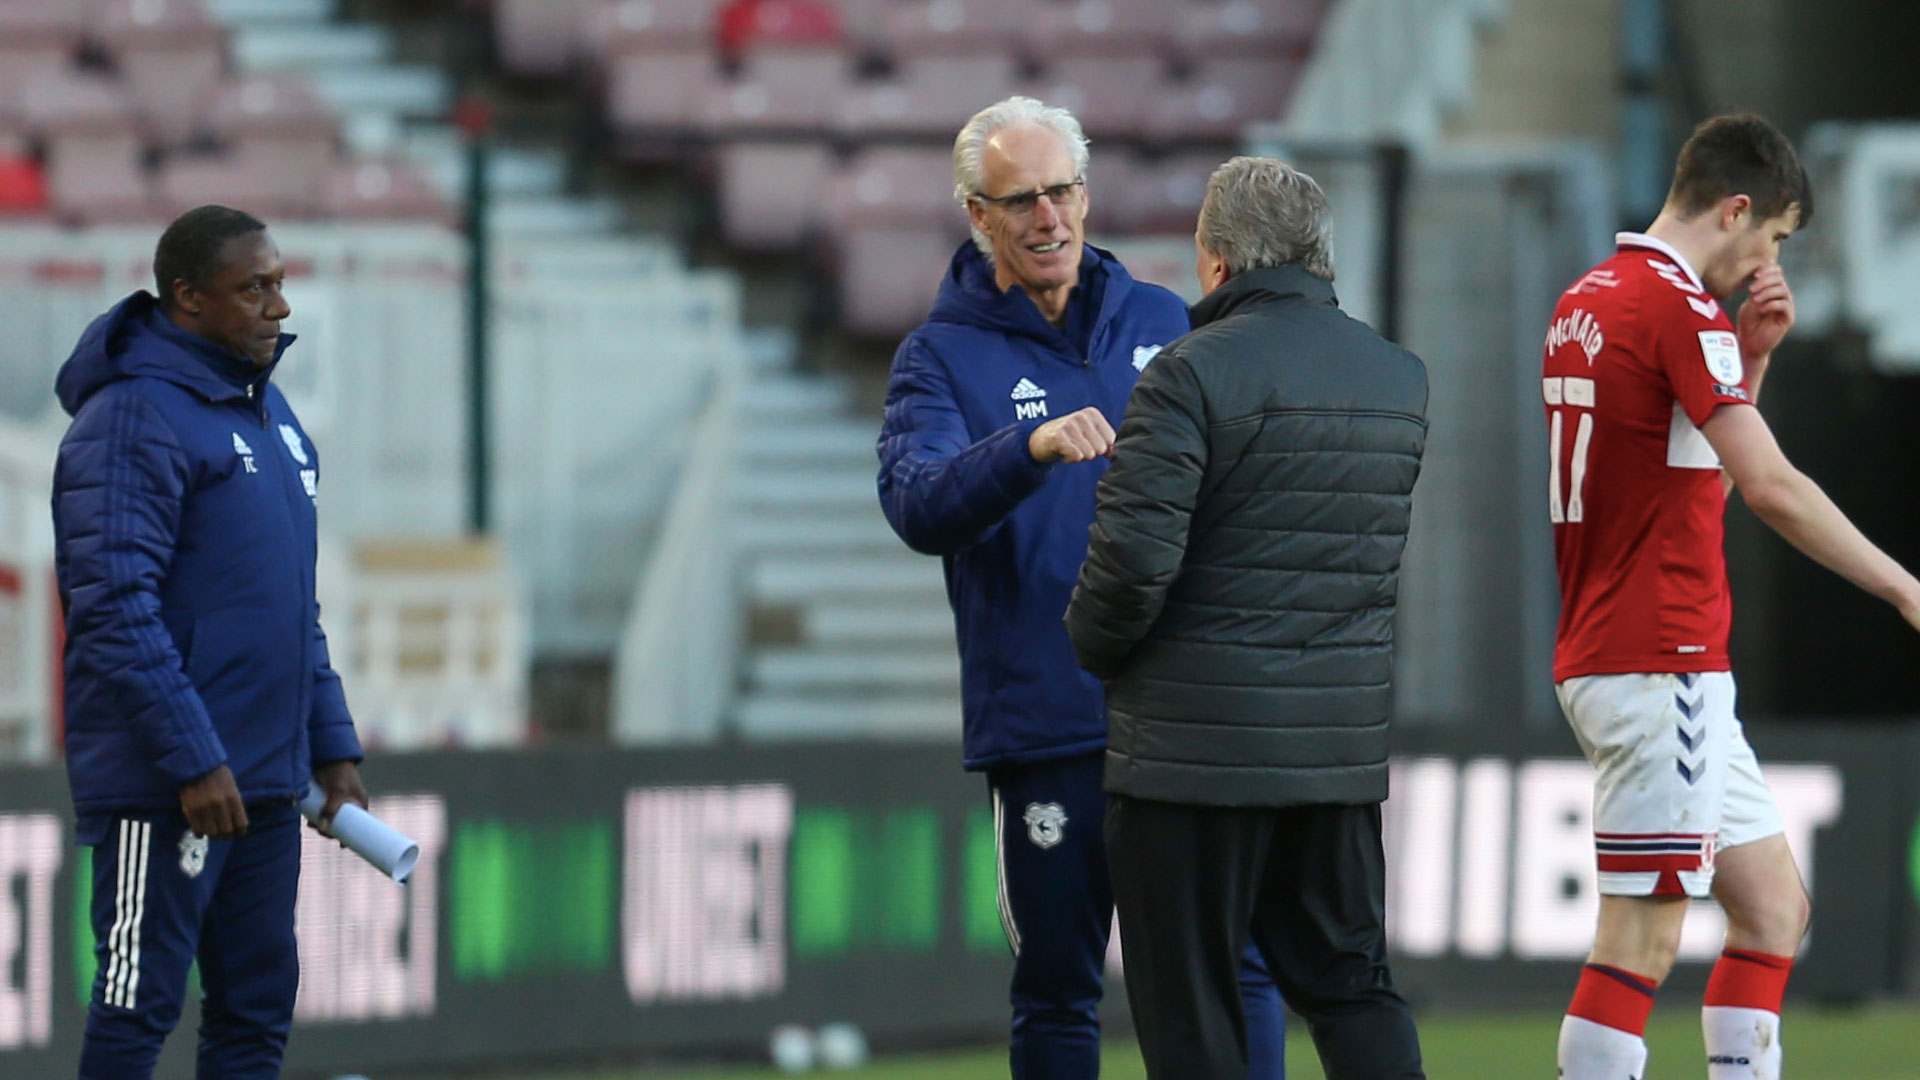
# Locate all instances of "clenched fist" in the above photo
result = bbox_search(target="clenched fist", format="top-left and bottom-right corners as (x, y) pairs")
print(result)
(1028, 406), (1116, 464)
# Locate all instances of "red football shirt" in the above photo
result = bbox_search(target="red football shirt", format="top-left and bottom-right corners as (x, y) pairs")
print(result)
(1545, 233), (1753, 680)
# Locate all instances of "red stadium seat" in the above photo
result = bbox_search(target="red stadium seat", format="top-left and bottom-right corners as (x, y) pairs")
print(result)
(94, 0), (229, 146)
(833, 225), (957, 339)
(834, 0), (893, 55)
(826, 146), (959, 232)
(837, 52), (1016, 139)
(324, 160), (453, 223)
(1032, 0), (1172, 56)
(1081, 148), (1149, 233)
(881, 0), (1029, 60)
(582, 0), (721, 69)
(493, 0), (601, 77)
(201, 76), (339, 208)
(18, 73), (150, 223)
(1144, 56), (1304, 144)
(1171, 0), (1327, 60)
(1022, 54), (1165, 141)
(0, 154), (49, 216)
(0, 2), (85, 96)
(715, 140), (834, 251)
(152, 152), (316, 221)
(697, 46), (850, 136)
(716, 0), (843, 64)
(24, 76), (151, 224)
(606, 46), (724, 143)
(1120, 151), (1227, 233)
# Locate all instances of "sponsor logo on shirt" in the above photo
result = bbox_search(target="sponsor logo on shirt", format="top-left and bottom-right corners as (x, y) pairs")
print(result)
(1010, 378), (1049, 421)
(1697, 330), (1743, 385)
(1567, 268), (1620, 294)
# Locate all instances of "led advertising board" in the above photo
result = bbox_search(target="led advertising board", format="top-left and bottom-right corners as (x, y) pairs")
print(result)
(0, 727), (1913, 1077)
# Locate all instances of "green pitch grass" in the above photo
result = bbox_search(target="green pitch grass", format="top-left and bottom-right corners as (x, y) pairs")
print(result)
(510, 1005), (1920, 1079)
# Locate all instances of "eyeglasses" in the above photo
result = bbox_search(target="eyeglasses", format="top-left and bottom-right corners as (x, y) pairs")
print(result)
(971, 178), (1086, 217)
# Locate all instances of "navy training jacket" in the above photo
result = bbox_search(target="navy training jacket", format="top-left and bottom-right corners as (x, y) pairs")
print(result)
(878, 243), (1190, 770)
(52, 292), (362, 819)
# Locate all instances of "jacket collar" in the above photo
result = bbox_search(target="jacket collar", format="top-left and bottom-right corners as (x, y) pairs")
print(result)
(55, 291), (293, 416)
(1615, 230), (1706, 292)
(1189, 264), (1337, 328)
(929, 241), (1135, 346)
(140, 305), (289, 402)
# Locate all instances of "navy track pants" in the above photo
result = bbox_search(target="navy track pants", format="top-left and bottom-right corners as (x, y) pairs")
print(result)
(990, 752), (1287, 1079)
(79, 801), (302, 1080)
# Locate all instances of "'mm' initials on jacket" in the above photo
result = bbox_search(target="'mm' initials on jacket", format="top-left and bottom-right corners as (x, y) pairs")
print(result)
(1011, 378), (1048, 420)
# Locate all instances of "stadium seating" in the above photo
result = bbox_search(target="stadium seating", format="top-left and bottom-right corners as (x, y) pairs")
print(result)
(0, 0), (449, 226)
(523, 0), (1334, 335)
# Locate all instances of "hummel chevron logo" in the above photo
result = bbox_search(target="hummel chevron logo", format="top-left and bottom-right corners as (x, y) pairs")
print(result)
(1649, 259), (1704, 294)
(1675, 684), (1707, 782)
(1686, 295), (1721, 320)
(1010, 378), (1047, 401)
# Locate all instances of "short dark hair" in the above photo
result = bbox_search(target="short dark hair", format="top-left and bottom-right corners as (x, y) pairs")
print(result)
(153, 205), (268, 307)
(1667, 114), (1813, 229)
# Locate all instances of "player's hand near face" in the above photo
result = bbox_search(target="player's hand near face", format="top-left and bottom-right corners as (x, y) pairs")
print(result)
(1029, 406), (1117, 464)
(1737, 264), (1795, 364)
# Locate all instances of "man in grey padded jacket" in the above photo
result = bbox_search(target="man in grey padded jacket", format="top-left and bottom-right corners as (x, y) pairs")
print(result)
(1066, 156), (1429, 1080)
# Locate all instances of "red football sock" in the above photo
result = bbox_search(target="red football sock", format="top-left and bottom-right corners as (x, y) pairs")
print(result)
(1567, 964), (1658, 1035)
(1703, 948), (1792, 1012)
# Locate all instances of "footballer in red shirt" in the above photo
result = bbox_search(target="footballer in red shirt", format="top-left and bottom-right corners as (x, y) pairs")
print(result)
(1545, 116), (1920, 1080)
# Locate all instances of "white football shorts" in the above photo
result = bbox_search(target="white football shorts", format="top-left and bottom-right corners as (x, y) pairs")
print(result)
(1555, 671), (1785, 898)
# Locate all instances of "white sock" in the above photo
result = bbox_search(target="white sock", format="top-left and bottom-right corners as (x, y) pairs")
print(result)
(1558, 1015), (1649, 1080)
(1703, 1005), (1783, 1079)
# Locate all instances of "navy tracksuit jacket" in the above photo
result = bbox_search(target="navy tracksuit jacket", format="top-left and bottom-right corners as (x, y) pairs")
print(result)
(53, 292), (362, 1078)
(879, 243), (1286, 1078)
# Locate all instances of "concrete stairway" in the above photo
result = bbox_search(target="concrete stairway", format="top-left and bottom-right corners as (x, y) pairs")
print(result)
(731, 372), (962, 743)
(212, 0), (594, 233)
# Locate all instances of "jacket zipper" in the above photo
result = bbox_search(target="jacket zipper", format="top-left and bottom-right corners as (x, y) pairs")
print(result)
(248, 387), (314, 795)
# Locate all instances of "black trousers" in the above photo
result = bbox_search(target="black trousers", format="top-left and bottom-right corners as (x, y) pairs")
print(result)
(1106, 796), (1425, 1080)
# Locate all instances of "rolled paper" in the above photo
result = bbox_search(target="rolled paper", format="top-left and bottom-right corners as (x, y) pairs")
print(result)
(299, 782), (420, 883)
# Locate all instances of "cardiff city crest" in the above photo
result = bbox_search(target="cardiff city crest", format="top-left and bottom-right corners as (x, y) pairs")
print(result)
(178, 832), (209, 879)
(1023, 803), (1068, 849)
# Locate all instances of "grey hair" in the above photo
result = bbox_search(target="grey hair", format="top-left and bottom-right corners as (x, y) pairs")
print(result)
(1198, 156), (1335, 280)
(953, 96), (1091, 260)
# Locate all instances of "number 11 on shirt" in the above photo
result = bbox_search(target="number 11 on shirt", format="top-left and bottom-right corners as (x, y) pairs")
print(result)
(1546, 376), (1596, 524)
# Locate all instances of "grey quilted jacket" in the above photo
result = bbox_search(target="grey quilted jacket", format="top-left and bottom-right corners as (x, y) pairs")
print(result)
(1064, 264), (1428, 807)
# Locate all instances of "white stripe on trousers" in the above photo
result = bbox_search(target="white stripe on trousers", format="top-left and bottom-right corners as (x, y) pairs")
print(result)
(103, 820), (150, 1009)
(992, 788), (1022, 956)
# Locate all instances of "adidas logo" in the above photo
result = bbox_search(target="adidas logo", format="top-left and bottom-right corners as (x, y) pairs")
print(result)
(1010, 378), (1047, 401)
(232, 432), (259, 474)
